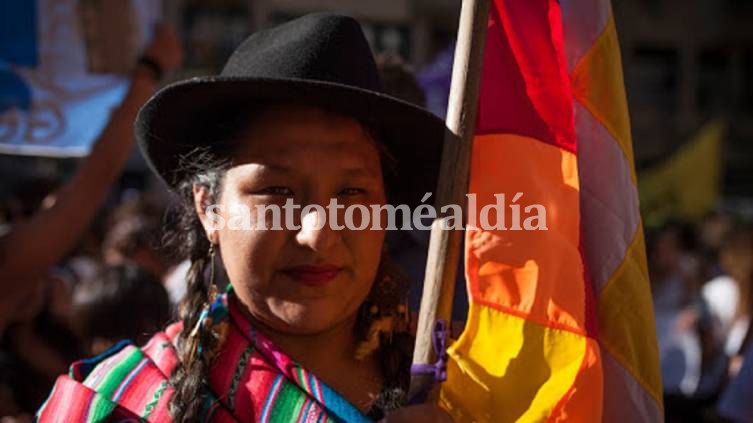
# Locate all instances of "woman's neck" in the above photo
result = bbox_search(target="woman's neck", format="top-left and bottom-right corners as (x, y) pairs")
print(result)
(241, 307), (383, 413)
(254, 313), (359, 367)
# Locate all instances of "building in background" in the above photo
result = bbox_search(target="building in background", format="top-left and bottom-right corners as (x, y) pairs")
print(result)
(4, 0), (752, 212)
(615, 0), (753, 200)
(204, 0), (753, 200)
(163, 0), (461, 70)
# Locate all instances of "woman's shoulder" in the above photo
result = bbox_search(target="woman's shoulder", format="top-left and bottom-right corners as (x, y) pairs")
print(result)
(36, 324), (182, 422)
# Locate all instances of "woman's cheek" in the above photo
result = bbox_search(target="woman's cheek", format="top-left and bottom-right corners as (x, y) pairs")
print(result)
(338, 205), (383, 232)
(347, 228), (384, 285)
(218, 208), (283, 284)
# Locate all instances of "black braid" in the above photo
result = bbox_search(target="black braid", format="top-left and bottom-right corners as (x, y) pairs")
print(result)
(169, 255), (211, 421)
(162, 148), (227, 422)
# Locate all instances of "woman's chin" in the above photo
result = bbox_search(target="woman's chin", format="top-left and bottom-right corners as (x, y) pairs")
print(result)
(268, 302), (355, 335)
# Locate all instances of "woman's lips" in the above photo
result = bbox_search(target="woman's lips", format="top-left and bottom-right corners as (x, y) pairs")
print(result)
(282, 264), (342, 286)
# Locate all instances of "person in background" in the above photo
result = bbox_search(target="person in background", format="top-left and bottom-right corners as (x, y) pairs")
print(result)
(103, 216), (171, 279)
(1, 271), (82, 418)
(698, 212), (734, 280)
(0, 25), (182, 423)
(375, 53), (427, 107)
(648, 222), (708, 419)
(72, 263), (171, 355)
(107, 190), (169, 230)
(104, 191), (198, 309)
(697, 227), (753, 401)
(716, 340), (753, 422)
(0, 25), (183, 337)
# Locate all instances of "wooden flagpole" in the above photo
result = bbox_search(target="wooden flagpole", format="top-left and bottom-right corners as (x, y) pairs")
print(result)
(409, 0), (491, 401)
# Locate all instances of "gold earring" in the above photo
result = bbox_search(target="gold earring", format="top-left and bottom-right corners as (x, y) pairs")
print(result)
(208, 243), (216, 284)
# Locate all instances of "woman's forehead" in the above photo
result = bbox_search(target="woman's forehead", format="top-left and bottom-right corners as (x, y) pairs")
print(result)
(230, 105), (382, 171)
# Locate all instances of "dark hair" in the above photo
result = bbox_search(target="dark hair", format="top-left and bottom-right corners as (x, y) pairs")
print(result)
(164, 108), (412, 422)
(103, 216), (166, 261)
(162, 146), (228, 422)
(73, 262), (170, 346)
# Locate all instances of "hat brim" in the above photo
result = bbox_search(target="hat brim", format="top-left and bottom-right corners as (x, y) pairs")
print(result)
(135, 76), (450, 209)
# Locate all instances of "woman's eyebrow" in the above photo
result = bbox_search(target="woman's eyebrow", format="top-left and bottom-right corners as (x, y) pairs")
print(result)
(238, 160), (379, 178)
(238, 162), (294, 175)
(263, 163), (295, 174)
(340, 167), (379, 179)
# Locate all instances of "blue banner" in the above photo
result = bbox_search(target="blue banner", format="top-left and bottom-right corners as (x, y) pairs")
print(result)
(0, 0), (160, 157)
(0, 0), (38, 66)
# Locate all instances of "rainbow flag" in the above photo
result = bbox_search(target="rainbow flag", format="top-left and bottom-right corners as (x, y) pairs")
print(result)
(438, 0), (663, 421)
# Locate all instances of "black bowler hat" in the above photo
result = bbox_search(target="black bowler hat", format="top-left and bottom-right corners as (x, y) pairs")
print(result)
(135, 13), (450, 208)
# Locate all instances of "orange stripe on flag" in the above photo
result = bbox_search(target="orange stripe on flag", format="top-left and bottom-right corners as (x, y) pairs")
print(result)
(467, 134), (584, 333)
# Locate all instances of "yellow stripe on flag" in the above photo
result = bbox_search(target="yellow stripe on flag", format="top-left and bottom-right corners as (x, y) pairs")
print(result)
(571, 14), (635, 180)
(440, 305), (593, 423)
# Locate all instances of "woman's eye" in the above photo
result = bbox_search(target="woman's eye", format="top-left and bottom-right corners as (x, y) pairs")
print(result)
(339, 187), (366, 196)
(257, 186), (293, 196)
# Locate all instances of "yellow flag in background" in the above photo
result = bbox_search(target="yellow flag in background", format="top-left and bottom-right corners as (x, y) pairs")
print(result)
(639, 119), (726, 227)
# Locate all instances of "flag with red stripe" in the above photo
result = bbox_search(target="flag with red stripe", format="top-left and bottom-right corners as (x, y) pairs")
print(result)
(438, 0), (662, 421)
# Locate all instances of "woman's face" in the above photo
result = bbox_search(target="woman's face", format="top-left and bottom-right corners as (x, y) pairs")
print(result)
(197, 105), (386, 335)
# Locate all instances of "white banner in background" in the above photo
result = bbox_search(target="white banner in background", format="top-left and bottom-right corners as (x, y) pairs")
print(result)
(0, 0), (161, 157)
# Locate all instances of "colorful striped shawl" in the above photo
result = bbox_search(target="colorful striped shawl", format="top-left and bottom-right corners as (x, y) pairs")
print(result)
(37, 297), (373, 422)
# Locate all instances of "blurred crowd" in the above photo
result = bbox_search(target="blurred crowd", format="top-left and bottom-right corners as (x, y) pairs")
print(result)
(0, 26), (752, 423)
(0, 24), (184, 422)
(649, 215), (753, 422)
(0, 188), (177, 421)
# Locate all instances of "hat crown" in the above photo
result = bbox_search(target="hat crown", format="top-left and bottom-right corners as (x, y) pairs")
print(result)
(221, 13), (382, 91)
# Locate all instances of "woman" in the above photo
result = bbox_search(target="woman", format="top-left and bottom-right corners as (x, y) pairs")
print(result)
(37, 13), (451, 422)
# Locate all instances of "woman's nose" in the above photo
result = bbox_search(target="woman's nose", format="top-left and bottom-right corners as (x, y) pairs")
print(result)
(294, 204), (340, 253)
